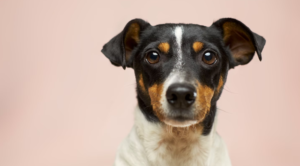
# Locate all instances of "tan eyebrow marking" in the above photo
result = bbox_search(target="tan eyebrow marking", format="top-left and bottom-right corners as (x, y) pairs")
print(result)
(158, 42), (170, 54)
(193, 41), (204, 53)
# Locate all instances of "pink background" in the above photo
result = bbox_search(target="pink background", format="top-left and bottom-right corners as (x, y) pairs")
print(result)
(1, 0), (300, 165)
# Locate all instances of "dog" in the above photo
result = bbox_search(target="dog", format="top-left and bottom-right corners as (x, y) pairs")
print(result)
(101, 18), (265, 166)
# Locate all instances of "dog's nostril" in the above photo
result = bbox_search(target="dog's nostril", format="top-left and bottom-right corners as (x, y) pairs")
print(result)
(171, 94), (177, 100)
(167, 94), (177, 104)
(166, 83), (196, 108)
(185, 94), (195, 103)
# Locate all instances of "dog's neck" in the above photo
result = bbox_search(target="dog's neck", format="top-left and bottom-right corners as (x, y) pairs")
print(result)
(134, 106), (218, 165)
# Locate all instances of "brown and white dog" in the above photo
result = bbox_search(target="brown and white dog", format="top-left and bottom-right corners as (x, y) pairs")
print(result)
(102, 18), (265, 166)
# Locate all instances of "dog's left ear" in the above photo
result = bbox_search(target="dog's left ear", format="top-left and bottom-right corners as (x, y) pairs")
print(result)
(101, 19), (151, 69)
(211, 18), (266, 68)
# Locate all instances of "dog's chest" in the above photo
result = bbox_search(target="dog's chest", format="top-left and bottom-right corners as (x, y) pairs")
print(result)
(142, 129), (210, 166)
(114, 108), (232, 166)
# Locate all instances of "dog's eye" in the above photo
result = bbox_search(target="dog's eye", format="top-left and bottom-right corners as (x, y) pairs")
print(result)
(202, 51), (217, 65)
(146, 51), (160, 64)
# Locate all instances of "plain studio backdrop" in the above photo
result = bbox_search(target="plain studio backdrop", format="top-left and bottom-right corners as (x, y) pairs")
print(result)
(0, 0), (299, 165)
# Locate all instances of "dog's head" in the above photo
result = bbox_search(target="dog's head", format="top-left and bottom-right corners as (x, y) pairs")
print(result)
(102, 18), (265, 134)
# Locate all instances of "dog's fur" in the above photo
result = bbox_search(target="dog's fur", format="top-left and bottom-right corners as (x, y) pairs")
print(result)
(102, 18), (266, 166)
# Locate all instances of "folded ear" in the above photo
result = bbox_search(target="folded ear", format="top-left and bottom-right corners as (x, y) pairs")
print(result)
(211, 18), (266, 67)
(101, 19), (151, 69)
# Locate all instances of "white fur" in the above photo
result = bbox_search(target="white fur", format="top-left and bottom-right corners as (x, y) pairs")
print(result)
(174, 26), (184, 70)
(161, 26), (189, 125)
(114, 106), (232, 166)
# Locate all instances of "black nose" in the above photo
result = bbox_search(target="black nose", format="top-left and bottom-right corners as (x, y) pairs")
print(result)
(166, 83), (196, 109)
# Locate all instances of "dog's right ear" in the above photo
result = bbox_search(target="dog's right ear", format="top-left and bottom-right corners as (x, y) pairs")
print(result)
(101, 19), (151, 69)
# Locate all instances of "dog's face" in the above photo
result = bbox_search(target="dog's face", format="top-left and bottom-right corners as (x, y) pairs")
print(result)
(102, 18), (265, 134)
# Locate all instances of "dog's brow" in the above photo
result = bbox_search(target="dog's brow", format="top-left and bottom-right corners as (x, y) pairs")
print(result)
(193, 41), (204, 53)
(158, 42), (170, 54)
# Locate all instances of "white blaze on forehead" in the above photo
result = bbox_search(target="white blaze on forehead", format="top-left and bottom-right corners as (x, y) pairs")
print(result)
(161, 26), (186, 115)
(162, 26), (185, 95)
(174, 26), (184, 69)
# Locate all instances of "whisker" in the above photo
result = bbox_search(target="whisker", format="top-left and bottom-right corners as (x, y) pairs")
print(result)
(217, 107), (231, 114)
(223, 86), (238, 94)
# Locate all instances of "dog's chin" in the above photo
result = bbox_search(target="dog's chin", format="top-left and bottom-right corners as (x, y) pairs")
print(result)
(163, 118), (199, 128)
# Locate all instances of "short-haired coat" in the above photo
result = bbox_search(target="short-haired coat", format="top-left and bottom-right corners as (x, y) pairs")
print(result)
(102, 18), (266, 166)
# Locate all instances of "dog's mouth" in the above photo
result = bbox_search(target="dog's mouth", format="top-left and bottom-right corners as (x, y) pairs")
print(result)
(164, 118), (198, 127)
(163, 115), (199, 127)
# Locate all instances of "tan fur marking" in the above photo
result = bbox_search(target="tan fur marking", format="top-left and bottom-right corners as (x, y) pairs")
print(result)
(195, 81), (214, 122)
(124, 23), (140, 60)
(222, 22), (249, 43)
(125, 22), (140, 44)
(222, 22), (255, 60)
(192, 41), (204, 53)
(158, 42), (170, 54)
(154, 125), (203, 156)
(138, 74), (147, 94)
(148, 84), (164, 121)
(216, 76), (224, 94)
(164, 124), (204, 138)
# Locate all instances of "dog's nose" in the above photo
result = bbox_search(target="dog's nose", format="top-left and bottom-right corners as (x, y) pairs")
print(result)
(166, 83), (196, 108)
